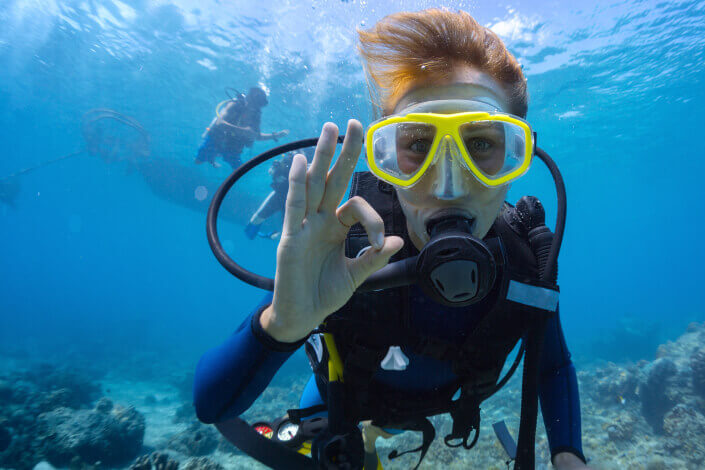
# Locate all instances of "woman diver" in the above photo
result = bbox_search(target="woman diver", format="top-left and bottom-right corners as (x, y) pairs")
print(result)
(195, 9), (590, 470)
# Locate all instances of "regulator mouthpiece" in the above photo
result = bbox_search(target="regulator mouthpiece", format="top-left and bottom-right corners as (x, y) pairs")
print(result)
(417, 213), (496, 307)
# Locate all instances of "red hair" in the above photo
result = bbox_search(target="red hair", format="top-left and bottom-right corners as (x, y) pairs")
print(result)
(358, 9), (528, 117)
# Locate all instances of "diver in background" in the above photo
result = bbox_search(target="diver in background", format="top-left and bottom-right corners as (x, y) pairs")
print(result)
(244, 148), (315, 240)
(81, 109), (245, 223)
(195, 87), (289, 168)
(244, 152), (296, 240)
(1, 109), (150, 207)
(83, 108), (151, 164)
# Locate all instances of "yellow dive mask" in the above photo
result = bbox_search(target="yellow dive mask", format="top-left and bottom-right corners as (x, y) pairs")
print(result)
(365, 100), (534, 196)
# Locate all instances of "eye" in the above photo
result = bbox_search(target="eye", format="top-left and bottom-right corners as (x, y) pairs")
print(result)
(409, 139), (431, 154)
(466, 138), (493, 154)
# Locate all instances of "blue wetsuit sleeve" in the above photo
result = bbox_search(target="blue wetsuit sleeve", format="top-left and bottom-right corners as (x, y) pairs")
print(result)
(538, 309), (586, 463)
(193, 293), (306, 423)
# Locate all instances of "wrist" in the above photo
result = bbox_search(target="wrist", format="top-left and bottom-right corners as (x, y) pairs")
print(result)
(260, 305), (307, 343)
(252, 305), (307, 352)
(552, 451), (587, 469)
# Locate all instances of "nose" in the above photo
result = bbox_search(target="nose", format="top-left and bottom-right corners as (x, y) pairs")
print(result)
(431, 135), (471, 200)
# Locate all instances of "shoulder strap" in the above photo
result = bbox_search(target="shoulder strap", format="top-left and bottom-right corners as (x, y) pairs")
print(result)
(345, 172), (409, 258)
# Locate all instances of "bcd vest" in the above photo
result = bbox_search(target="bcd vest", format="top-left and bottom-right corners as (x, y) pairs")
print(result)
(299, 172), (557, 465)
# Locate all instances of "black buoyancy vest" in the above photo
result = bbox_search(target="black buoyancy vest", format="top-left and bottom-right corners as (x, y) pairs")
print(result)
(306, 172), (553, 442)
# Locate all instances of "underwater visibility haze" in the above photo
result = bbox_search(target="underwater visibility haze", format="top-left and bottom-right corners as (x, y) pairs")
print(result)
(1, 0), (705, 468)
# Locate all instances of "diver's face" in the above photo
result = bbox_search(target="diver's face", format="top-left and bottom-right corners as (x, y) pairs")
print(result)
(391, 66), (513, 248)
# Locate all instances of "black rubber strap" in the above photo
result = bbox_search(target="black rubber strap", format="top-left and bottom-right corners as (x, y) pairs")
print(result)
(215, 418), (316, 470)
(388, 418), (436, 470)
(514, 318), (547, 470)
(288, 404), (329, 423)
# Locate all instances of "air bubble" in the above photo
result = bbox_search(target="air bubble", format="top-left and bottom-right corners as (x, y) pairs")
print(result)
(194, 185), (208, 201)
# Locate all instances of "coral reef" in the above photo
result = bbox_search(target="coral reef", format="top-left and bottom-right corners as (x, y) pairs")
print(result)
(0, 361), (149, 470)
(663, 404), (705, 464)
(0, 421), (10, 453)
(588, 361), (640, 407)
(604, 412), (636, 441)
(576, 321), (705, 469)
(639, 357), (678, 431)
(129, 451), (179, 470)
(37, 388), (75, 413)
(37, 404), (145, 467)
(95, 397), (114, 414)
(3, 322), (705, 470)
(181, 457), (225, 470)
(636, 322), (705, 436)
(21, 364), (101, 408)
(691, 347), (705, 398)
(166, 422), (218, 457)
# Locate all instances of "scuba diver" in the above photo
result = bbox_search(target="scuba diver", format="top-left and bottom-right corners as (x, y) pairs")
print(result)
(195, 9), (590, 470)
(82, 108), (151, 164)
(195, 87), (289, 168)
(0, 109), (149, 207)
(245, 152), (298, 240)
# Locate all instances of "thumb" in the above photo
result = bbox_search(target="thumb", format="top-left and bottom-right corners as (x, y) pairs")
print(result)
(348, 236), (404, 287)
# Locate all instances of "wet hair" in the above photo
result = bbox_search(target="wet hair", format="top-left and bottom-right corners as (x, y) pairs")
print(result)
(247, 87), (269, 107)
(357, 9), (528, 117)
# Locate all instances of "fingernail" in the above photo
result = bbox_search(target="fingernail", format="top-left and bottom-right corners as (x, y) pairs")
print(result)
(375, 234), (384, 249)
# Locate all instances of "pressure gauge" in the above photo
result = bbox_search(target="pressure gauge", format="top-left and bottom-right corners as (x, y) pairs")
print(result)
(252, 422), (274, 439)
(277, 421), (299, 442)
(273, 417), (305, 448)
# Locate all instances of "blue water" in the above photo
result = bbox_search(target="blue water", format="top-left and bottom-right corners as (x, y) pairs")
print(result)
(1, 0), (704, 389)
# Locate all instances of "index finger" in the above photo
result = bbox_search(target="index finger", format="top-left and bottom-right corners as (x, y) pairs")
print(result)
(320, 119), (364, 211)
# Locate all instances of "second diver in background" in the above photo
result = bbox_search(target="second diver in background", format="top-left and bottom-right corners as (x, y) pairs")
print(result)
(195, 87), (289, 169)
(245, 152), (300, 240)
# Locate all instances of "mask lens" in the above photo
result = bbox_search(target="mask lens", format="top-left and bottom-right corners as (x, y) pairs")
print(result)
(459, 120), (529, 180)
(371, 122), (437, 183)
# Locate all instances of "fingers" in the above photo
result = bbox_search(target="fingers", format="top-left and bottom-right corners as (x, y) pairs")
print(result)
(337, 196), (385, 249)
(348, 235), (404, 289)
(336, 196), (404, 287)
(282, 119), (363, 236)
(306, 123), (339, 215)
(282, 153), (309, 235)
(320, 119), (363, 212)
